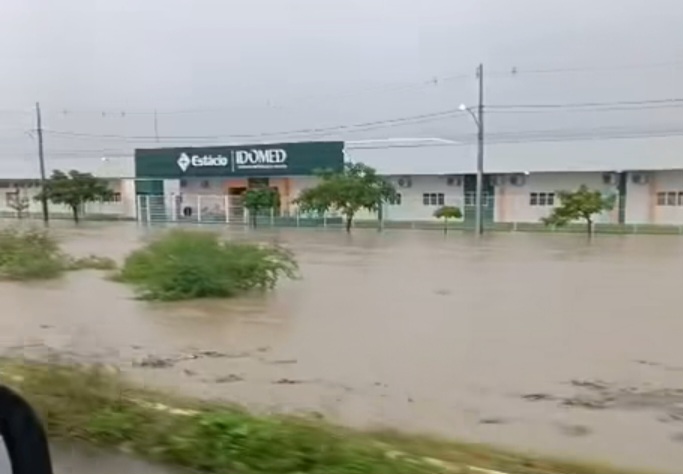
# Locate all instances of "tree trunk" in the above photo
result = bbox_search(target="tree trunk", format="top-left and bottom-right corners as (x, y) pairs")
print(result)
(586, 217), (593, 237)
(71, 206), (80, 223)
(252, 211), (257, 228)
(443, 217), (448, 234)
(345, 214), (353, 233)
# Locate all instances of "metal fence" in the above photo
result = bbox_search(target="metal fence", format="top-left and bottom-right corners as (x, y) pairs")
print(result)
(131, 194), (683, 235)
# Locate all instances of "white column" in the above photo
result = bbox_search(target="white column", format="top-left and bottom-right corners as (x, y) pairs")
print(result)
(145, 195), (151, 222)
(197, 195), (202, 222)
(171, 194), (177, 222)
(224, 195), (230, 223)
(136, 195), (143, 223)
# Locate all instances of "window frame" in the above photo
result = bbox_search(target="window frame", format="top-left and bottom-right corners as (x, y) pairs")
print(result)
(421, 192), (445, 206)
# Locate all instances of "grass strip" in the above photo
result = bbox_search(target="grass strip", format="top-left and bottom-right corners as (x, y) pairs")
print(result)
(0, 359), (650, 474)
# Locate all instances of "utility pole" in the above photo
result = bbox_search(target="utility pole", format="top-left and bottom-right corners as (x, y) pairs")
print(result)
(35, 102), (49, 223)
(474, 63), (485, 235)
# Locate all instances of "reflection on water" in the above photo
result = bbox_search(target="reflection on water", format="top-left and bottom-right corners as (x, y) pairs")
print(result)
(2, 221), (683, 473)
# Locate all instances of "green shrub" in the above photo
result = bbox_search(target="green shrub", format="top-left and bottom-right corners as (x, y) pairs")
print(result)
(0, 228), (65, 280)
(0, 227), (117, 280)
(116, 230), (298, 301)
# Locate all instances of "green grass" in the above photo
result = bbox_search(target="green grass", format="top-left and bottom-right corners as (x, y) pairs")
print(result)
(0, 359), (651, 474)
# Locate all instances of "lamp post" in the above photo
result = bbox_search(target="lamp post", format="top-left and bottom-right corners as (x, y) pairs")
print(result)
(459, 65), (485, 235)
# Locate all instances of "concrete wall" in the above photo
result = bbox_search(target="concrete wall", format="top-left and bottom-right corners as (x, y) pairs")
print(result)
(495, 172), (619, 224)
(19, 170), (683, 226)
(380, 175), (465, 221)
(0, 179), (127, 218)
(650, 170), (683, 225)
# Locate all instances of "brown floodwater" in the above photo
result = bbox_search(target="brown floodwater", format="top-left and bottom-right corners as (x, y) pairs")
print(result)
(2, 221), (683, 474)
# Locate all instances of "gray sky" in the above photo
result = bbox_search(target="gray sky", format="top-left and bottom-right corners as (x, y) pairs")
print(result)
(1, 0), (683, 176)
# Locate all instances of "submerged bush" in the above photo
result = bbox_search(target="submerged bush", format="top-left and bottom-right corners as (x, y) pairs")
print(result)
(0, 227), (117, 280)
(116, 230), (298, 301)
(0, 228), (66, 280)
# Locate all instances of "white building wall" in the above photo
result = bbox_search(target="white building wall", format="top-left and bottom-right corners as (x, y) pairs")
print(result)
(496, 172), (619, 224)
(380, 175), (465, 221)
(288, 176), (320, 215)
(624, 172), (652, 225)
(650, 170), (683, 225)
(0, 179), (127, 218)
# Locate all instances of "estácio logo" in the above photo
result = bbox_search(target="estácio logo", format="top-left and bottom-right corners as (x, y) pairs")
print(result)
(191, 155), (229, 167)
(177, 153), (228, 172)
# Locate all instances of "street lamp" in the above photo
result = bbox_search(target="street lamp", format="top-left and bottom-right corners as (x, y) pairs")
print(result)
(459, 103), (484, 235)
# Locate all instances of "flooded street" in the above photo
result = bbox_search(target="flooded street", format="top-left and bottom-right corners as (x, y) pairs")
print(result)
(0, 441), (184, 474)
(2, 222), (683, 473)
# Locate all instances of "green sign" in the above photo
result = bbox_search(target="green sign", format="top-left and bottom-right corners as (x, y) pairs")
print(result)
(135, 141), (344, 178)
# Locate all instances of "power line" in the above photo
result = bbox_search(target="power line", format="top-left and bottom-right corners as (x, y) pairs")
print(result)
(486, 103), (683, 114)
(486, 98), (683, 109)
(488, 59), (683, 78)
(9, 125), (683, 159)
(44, 74), (472, 117)
(42, 109), (465, 143)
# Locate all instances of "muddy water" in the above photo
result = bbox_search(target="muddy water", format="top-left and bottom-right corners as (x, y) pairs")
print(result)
(0, 440), (185, 473)
(2, 222), (683, 473)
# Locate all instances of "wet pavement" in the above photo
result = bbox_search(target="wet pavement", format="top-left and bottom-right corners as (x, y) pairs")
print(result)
(2, 221), (683, 473)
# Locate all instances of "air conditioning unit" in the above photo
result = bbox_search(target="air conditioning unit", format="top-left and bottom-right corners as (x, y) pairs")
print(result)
(446, 176), (462, 187)
(631, 173), (649, 185)
(508, 174), (526, 187)
(602, 172), (617, 185)
(490, 175), (505, 186)
(397, 176), (412, 188)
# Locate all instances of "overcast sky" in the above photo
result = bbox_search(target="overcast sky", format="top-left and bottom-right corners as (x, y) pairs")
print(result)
(1, 0), (683, 176)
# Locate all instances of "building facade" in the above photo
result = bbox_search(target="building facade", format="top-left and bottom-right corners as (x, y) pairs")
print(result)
(2, 139), (683, 229)
(133, 141), (344, 222)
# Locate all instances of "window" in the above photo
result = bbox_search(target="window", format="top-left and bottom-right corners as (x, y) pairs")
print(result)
(200, 180), (211, 189)
(667, 192), (677, 206)
(98, 192), (121, 203)
(389, 193), (402, 206)
(530, 192), (555, 207)
(465, 192), (490, 206)
(422, 193), (444, 206)
(657, 191), (683, 206)
(179, 179), (188, 189)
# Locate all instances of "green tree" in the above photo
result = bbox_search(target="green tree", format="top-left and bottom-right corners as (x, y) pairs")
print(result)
(434, 205), (463, 234)
(294, 162), (397, 232)
(542, 185), (616, 235)
(35, 170), (114, 223)
(243, 187), (280, 227)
